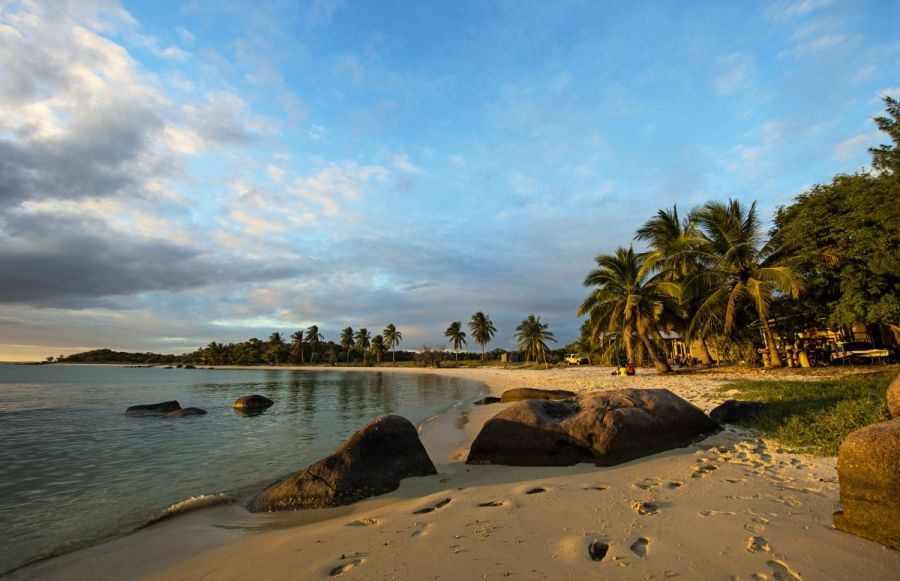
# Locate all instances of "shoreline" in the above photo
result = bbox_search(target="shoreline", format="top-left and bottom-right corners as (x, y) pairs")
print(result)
(13, 366), (900, 580)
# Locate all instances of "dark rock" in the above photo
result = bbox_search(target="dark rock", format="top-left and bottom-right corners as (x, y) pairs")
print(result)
(474, 396), (501, 405)
(888, 375), (900, 419)
(232, 394), (274, 411)
(126, 401), (181, 415)
(588, 540), (609, 561)
(248, 415), (437, 512)
(499, 388), (576, 403)
(832, 417), (900, 549)
(166, 407), (207, 418)
(467, 389), (721, 467)
(709, 400), (766, 424)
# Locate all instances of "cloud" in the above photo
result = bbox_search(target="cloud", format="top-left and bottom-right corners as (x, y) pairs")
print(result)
(833, 132), (878, 160)
(391, 153), (424, 174)
(714, 53), (753, 96)
(767, 0), (833, 21)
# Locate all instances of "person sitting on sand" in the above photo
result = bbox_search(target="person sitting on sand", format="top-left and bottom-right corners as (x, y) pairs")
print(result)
(626, 363), (635, 376)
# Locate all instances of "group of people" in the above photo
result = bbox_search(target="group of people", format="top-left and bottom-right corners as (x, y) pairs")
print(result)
(612, 363), (636, 376)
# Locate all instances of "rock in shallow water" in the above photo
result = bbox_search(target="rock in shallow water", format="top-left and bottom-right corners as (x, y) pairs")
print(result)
(467, 388), (721, 467)
(248, 415), (437, 512)
(833, 417), (900, 550)
(125, 401), (181, 415)
(232, 394), (274, 411)
(474, 396), (501, 405)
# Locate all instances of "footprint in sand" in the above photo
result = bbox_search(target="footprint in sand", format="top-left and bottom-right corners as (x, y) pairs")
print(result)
(746, 536), (771, 553)
(744, 517), (769, 534)
(631, 501), (659, 515)
(666, 481), (683, 489)
(585, 485), (609, 491)
(630, 537), (650, 557)
(413, 498), (452, 514)
(346, 517), (378, 527)
(698, 510), (736, 517)
(526, 487), (546, 495)
(329, 558), (364, 577)
(478, 500), (505, 507)
(767, 559), (801, 580)
(588, 540), (610, 562)
(634, 478), (658, 490)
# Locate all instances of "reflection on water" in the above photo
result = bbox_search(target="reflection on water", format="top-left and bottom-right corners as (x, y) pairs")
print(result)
(0, 365), (483, 574)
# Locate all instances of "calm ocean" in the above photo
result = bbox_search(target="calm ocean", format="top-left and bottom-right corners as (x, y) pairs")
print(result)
(0, 364), (483, 574)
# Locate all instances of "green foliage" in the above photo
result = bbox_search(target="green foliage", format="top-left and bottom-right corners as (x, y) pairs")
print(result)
(468, 312), (497, 360)
(514, 314), (556, 365)
(720, 372), (894, 455)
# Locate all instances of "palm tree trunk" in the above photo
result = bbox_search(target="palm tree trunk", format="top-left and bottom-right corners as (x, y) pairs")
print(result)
(481, 343), (485, 361)
(392, 348), (395, 363)
(623, 332), (635, 366)
(760, 318), (783, 367)
(697, 333), (713, 366)
(639, 332), (672, 373)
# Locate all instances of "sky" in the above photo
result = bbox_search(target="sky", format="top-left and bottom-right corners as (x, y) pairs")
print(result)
(0, 0), (898, 361)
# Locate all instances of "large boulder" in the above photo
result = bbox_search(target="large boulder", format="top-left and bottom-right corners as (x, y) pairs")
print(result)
(232, 394), (274, 411)
(500, 388), (576, 403)
(249, 415), (437, 512)
(126, 401), (181, 415)
(467, 388), (721, 467)
(888, 375), (900, 419)
(709, 400), (766, 424)
(832, 417), (900, 549)
(166, 407), (207, 418)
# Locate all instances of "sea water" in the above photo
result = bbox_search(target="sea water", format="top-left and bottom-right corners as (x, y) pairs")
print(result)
(0, 364), (483, 574)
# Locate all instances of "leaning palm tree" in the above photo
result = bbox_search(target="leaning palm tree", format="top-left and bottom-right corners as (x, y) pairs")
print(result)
(578, 247), (678, 373)
(382, 324), (402, 363)
(635, 206), (715, 365)
(468, 312), (497, 361)
(370, 335), (385, 364)
(355, 328), (372, 365)
(444, 321), (467, 363)
(290, 330), (305, 364)
(687, 199), (802, 368)
(514, 314), (557, 366)
(305, 325), (323, 363)
(340, 327), (355, 363)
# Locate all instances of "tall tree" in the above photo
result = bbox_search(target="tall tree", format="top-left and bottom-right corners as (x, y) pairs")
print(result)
(305, 325), (323, 363)
(514, 314), (557, 366)
(468, 312), (497, 361)
(688, 200), (803, 367)
(370, 335), (385, 364)
(382, 324), (402, 363)
(355, 328), (372, 365)
(340, 327), (355, 363)
(290, 330), (305, 365)
(635, 206), (714, 365)
(444, 321), (467, 363)
(267, 332), (286, 365)
(578, 247), (678, 373)
(869, 95), (900, 174)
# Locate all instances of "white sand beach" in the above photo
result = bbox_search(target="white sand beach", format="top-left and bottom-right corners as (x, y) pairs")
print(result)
(19, 366), (900, 580)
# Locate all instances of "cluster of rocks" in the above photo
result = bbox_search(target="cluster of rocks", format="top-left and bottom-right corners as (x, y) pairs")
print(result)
(124, 394), (274, 419)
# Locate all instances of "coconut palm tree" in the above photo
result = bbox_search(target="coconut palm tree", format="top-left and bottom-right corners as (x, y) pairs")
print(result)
(355, 328), (372, 365)
(267, 332), (286, 365)
(687, 199), (802, 368)
(635, 206), (715, 365)
(578, 247), (678, 373)
(468, 312), (497, 361)
(514, 314), (557, 366)
(444, 321), (467, 363)
(305, 325), (323, 363)
(340, 327), (355, 363)
(382, 324), (402, 363)
(290, 330), (305, 364)
(370, 335), (385, 364)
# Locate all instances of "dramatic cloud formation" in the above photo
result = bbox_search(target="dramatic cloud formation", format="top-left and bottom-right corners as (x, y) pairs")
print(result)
(0, 0), (896, 359)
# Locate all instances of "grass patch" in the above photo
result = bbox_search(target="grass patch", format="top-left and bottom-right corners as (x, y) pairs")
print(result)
(720, 371), (896, 456)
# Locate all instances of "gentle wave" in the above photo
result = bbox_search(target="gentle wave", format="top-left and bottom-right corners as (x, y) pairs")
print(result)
(146, 493), (233, 526)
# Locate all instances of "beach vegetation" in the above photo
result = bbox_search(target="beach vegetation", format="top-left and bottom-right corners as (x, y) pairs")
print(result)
(383, 324), (403, 363)
(445, 321), (467, 363)
(469, 312), (497, 361)
(514, 314), (557, 367)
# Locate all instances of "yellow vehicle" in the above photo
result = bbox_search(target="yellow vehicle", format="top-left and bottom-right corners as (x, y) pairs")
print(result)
(565, 353), (589, 365)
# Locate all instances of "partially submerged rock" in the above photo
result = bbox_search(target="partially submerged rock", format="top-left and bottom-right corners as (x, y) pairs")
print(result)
(467, 389), (721, 467)
(249, 415), (437, 512)
(232, 394), (274, 411)
(709, 400), (766, 424)
(166, 407), (207, 418)
(833, 417), (900, 549)
(500, 388), (576, 403)
(125, 401), (181, 415)
(887, 375), (900, 419)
